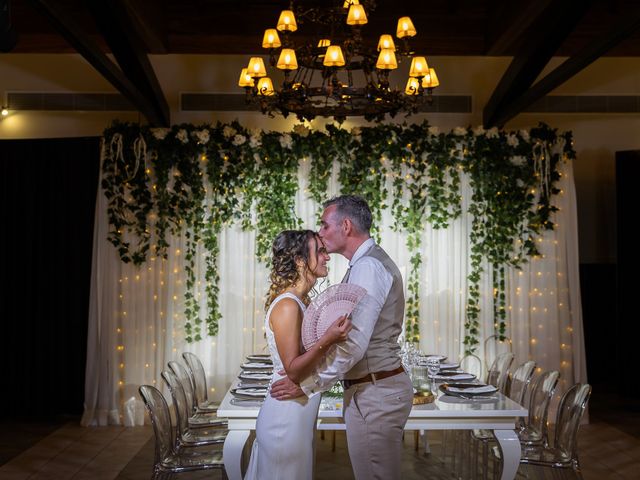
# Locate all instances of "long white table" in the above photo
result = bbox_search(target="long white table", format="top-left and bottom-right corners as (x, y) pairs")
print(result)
(217, 385), (527, 480)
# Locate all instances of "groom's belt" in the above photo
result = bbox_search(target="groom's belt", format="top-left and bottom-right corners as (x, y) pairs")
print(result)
(341, 366), (405, 389)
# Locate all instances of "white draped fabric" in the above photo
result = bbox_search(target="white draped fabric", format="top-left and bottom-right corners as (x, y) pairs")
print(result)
(82, 155), (586, 427)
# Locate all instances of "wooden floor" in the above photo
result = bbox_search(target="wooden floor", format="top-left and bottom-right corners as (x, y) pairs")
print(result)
(0, 418), (639, 479)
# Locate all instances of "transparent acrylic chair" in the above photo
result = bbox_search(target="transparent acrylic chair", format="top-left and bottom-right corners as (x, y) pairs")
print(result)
(518, 370), (560, 447)
(161, 370), (227, 450)
(168, 360), (221, 427)
(183, 352), (220, 412)
(484, 335), (513, 383)
(492, 383), (592, 479)
(470, 360), (536, 479)
(460, 352), (483, 379)
(138, 385), (227, 480)
(486, 351), (515, 393)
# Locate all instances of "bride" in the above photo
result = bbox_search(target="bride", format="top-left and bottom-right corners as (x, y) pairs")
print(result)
(245, 229), (352, 480)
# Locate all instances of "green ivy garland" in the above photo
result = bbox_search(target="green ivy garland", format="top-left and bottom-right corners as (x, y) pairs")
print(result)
(101, 120), (572, 351)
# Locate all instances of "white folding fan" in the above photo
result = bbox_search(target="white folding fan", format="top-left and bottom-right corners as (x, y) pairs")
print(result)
(301, 283), (367, 351)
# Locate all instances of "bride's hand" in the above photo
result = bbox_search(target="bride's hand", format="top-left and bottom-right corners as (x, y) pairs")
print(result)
(321, 314), (352, 346)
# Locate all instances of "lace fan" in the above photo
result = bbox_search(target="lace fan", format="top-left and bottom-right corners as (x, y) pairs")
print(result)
(301, 283), (367, 351)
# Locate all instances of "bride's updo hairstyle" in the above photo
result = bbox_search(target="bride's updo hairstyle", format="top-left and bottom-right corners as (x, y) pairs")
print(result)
(265, 229), (317, 310)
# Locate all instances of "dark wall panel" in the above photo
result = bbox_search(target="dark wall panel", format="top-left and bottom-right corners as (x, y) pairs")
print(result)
(0, 137), (100, 418)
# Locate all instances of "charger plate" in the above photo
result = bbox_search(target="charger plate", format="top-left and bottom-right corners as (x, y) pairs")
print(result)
(439, 383), (497, 397)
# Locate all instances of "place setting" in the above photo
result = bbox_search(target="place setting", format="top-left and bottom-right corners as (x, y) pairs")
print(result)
(230, 382), (269, 407)
(434, 370), (476, 382)
(246, 354), (272, 363)
(438, 383), (498, 402)
(240, 361), (274, 372)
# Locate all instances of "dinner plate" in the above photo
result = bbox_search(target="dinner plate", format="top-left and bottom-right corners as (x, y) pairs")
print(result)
(240, 362), (273, 370)
(439, 383), (497, 397)
(246, 354), (272, 363)
(439, 362), (460, 370)
(438, 394), (498, 405)
(236, 382), (269, 389)
(231, 387), (268, 399)
(238, 372), (272, 381)
(434, 372), (476, 381)
(422, 354), (447, 361)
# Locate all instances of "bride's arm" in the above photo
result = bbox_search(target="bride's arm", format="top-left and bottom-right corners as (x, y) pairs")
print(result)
(271, 299), (351, 384)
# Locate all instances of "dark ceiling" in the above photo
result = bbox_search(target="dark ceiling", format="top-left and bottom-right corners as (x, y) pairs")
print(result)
(6, 0), (640, 56)
(2, 0), (640, 128)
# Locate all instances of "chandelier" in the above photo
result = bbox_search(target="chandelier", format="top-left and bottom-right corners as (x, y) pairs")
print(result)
(238, 0), (439, 123)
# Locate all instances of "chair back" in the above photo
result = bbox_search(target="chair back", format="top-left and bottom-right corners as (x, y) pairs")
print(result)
(139, 385), (175, 465)
(526, 370), (560, 439)
(553, 383), (592, 460)
(486, 352), (514, 393)
(161, 370), (191, 440)
(508, 360), (536, 405)
(483, 334), (512, 375)
(459, 353), (483, 379)
(169, 360), (197, 413)
(183, 352), (210, 405)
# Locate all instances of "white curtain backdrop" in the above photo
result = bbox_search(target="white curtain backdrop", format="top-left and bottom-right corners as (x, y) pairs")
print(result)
(81, 154), (586, 426)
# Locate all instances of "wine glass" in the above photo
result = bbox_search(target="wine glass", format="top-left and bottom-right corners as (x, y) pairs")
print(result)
(426, 356), (441, 393)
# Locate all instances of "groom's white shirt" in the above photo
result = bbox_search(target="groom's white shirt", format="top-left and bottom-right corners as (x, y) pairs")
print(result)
(300, 238), (393, 397)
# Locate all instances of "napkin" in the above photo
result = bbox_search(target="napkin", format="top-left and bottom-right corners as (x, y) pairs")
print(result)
(233, 388), (267, 397)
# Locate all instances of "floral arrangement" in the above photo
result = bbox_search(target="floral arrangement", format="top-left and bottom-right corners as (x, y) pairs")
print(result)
(101, 120), (572, 351)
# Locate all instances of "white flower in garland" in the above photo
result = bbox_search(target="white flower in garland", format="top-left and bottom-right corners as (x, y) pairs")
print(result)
(519, 129), (530, 142)
(176, 129), (189, 144)
(507, 134), (520, 147)
(253, 152), (262, 166)
(350, 126), (362, 143)
(279, 133), (293, 149)
(453, 126), (467, 136)
(249, 131), (262, 148)
(223, 125), (237, 138)
(232, 134), (247, 146)
(486, 127), (499, 138)
(473, 126), (486, 136)
(193, 129), (210, 145)
(293, 124), (311, 137)
(510, 155), (527, 166)
(428, 126), (440, 136)
(151, 128), (169, 140)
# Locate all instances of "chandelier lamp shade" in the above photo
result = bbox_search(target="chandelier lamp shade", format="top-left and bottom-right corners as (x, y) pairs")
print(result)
(238, 0), (440, 122)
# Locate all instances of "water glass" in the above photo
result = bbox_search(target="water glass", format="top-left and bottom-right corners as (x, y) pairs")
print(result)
(426, 356), (441, 393)
(411, 365), (430, 392)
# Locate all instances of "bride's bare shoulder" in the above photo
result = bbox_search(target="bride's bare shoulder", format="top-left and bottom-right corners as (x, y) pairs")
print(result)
(271, 296), (301, 320)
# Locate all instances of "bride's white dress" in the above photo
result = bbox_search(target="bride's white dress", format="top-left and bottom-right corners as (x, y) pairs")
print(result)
(244, 292), (321, 480)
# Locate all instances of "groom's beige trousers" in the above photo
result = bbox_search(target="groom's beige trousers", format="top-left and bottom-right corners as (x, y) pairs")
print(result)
(343, 371), (413, 480)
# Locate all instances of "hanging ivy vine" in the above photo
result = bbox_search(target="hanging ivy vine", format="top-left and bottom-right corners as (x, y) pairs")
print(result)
(101, 120), (572, 350)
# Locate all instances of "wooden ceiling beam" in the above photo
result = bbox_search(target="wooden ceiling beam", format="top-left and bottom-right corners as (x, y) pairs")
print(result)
(26, 0), (166, 125)
(486, 6), (640, 127)
(86, 0), (169, 126)
(484, 0), (555, 55)
(483, 0), (594, 128)
(121, 0), (168, 54)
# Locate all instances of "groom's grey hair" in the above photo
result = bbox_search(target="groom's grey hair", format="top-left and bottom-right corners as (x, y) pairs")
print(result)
(323, 195), (372, 234)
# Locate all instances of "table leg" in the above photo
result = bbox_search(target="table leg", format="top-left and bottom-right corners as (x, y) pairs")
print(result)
(494, 429), (521, 480)
(223, 430), (251, 480)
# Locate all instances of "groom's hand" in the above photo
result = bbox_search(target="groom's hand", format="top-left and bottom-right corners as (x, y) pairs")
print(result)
(270, 371), (305, 400)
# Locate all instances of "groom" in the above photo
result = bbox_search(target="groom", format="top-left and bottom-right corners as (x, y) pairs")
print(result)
(270, 195), (413, 480)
